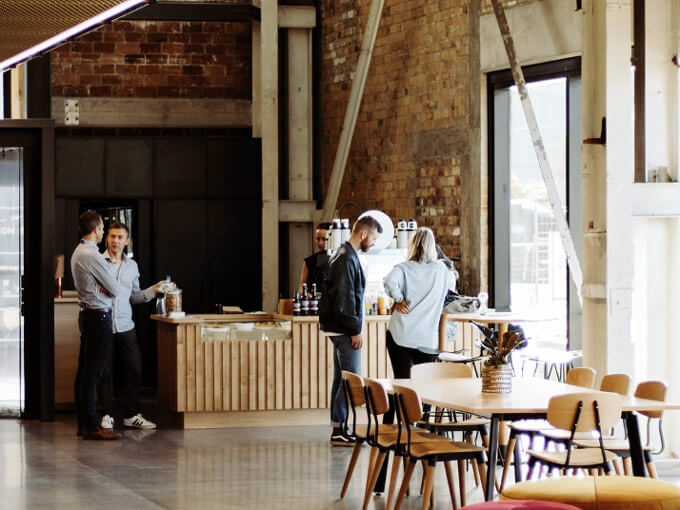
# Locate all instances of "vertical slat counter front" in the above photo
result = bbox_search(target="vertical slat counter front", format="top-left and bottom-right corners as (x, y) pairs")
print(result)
(152, 313), (393, 428)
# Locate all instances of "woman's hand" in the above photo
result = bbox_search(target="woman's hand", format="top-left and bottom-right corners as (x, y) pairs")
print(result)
(393, 300), (409, 314)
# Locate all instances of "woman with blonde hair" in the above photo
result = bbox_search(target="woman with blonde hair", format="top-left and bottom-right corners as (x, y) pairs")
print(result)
(383, 227), (455, 378)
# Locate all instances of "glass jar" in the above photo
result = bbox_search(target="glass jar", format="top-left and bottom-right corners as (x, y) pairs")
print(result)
(165, 288), (183, 313)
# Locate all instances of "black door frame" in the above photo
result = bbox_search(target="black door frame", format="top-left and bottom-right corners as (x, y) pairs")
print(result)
(0, 119), (55, 421)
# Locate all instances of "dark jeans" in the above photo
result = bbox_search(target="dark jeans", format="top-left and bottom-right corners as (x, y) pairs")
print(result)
(329, 335), (361, 427)
(97, 328), (142, 418)
(74, 310), (114, 431)
(384, 330), (437, 423)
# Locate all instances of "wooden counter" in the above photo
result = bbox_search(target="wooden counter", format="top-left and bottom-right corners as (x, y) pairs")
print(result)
(54, 291), (80, 406)
(153, 313), (393, 428)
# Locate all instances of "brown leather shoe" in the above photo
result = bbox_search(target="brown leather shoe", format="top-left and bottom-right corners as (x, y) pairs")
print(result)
(83, 426), (121, 440)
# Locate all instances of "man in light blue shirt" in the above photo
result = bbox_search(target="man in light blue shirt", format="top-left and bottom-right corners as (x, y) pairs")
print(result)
(71, 210), (121, 440)
(97, 222), (166, 430)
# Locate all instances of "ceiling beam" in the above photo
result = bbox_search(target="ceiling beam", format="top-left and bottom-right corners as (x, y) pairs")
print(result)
(122, 2), (260, 22)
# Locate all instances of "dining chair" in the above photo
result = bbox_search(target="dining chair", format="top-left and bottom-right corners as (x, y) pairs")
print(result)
(339, 371), (397, 499)
(498, 367), (599, 491)
(361, 378), (448, 510)
(499, 371), (626, 491)
(411, 362), (490, 490)
(573, 380), (667, 478)
(524, 392), (622, 479)
(392, 383), (488, 510)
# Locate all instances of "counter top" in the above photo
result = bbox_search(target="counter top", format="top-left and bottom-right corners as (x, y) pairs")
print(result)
(151, 313), (392, 324)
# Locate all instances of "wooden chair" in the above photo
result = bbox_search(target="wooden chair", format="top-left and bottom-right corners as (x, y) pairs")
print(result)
(524, 392), (622, 479)
(361, 378), (447, 510)
(412, 362), (490, 491)
(500, 372), (628, 490)
(499, 367), (599, 490)
(339, 371), (397, 499)
(574, 380), (667, 478)
(392, 383), (488, 510)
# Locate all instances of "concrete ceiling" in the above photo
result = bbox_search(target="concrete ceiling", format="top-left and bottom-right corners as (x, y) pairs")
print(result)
(0, 0), (150, 68)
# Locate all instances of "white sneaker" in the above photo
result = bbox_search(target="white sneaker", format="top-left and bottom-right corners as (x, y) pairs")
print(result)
(101, 414), (114, 430)
(123, 414), (157, 429)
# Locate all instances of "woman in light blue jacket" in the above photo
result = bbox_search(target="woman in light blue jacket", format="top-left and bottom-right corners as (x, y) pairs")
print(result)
(383, 227), (455, 378)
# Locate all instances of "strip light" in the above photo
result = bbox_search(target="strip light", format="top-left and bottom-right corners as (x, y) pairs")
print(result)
(0, 0), (149, 71)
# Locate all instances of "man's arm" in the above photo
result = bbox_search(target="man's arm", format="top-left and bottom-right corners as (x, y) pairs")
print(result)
(85, 253), (120, 297)
(130, 265), (166, 304)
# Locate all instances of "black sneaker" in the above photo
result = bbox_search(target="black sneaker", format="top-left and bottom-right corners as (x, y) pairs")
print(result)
(330, 428), (355, 447)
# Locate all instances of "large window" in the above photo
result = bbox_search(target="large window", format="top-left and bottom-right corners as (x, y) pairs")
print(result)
(489, 58), (581, 350)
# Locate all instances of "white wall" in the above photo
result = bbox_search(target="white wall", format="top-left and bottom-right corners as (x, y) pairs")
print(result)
(633, 217), (680, 456)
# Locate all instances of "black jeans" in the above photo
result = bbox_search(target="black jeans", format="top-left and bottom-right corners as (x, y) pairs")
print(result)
(97, 328), (142, 418)
(384, 330), (436, 423)
(74, 310), (114, 431)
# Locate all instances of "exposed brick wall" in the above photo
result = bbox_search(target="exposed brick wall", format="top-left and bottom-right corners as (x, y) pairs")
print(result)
(50, 20), (251, 98)
(319, 0), (475, 272)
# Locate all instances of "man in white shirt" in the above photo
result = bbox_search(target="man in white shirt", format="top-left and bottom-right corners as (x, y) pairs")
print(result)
(97, 222), (166, 430)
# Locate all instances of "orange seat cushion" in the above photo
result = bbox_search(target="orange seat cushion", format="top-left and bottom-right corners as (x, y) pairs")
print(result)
(501, 477), (680, 510)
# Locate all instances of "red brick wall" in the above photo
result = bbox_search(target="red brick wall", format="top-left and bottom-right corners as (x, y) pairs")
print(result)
(319, 0), (475, 264)
(50, 20), (251, 98)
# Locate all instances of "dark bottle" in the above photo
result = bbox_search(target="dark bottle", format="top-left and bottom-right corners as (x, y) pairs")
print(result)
(310, 283), (319, 316)
(301, 283), (310, 316)
(293, 291), (302, 316)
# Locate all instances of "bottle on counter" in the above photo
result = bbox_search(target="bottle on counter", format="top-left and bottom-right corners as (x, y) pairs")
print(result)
(377, 292), (387, 315)
(310, 283), (319, 316)
(397, 219), (408, 249)
(301, 283), (310, 316)
(293, 291), (302, 316)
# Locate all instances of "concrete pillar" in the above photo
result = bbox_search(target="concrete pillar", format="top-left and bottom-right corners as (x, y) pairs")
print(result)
(287, 27), (314, 297)
(260, 0), (279, 311)
(581, 0), (635, 378)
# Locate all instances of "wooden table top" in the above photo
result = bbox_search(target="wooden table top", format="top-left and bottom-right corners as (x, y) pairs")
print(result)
(380, 378), (680, 415)
(441, 311), (553, 324)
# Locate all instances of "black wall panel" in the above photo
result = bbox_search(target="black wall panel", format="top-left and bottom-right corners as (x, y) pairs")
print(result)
(207, 200), (261, 312)
(154, 139), (207, 198)
(207, 139), (261, 199)
(105, 138), (153, 197)
(154, 200), (208, 313)
(55, 138), (105, 196)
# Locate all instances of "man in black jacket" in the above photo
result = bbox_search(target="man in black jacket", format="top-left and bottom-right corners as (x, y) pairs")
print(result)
(319, 215), (382, 445)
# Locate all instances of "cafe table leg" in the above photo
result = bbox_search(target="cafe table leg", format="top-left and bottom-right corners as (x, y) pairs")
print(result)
(486, 415), (500, 501)
(624, 411), (647, 477)
(513, 435), (522, 482)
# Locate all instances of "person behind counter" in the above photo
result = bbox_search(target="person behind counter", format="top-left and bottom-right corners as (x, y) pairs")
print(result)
(319, 216), (382, 446)
(383, 227), (456, 381)
(298, 222), (331, 294)
(97, 222), (167, 432)
(71, 210), (121, 440)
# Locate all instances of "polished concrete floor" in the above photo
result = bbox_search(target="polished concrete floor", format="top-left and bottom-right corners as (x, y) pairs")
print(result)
(1, 414), (679, 509)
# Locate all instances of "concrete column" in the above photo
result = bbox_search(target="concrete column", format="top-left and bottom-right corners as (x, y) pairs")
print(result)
(260, 0), (279, 311)
(287, 27), (314, 297)
(581, 0), (635, 378)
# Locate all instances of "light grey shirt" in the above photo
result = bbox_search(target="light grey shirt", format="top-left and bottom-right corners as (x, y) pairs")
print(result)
(71, 239), (120, 310)
(104, 250), (156, 334)
(383, 260), (453, 350)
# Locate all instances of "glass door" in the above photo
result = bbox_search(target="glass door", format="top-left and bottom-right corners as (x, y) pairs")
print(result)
(0, 147), (24, 415)
(490, 59), (582, 353)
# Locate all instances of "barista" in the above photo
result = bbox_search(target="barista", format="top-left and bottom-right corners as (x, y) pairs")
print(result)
(299, 222), (331, 293)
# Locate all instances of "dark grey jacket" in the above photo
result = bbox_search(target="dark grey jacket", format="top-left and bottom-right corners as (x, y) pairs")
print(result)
(319, 242), (365, 336)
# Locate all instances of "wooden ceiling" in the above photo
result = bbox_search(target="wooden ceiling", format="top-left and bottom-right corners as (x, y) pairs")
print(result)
(0, 0), (149, 67)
